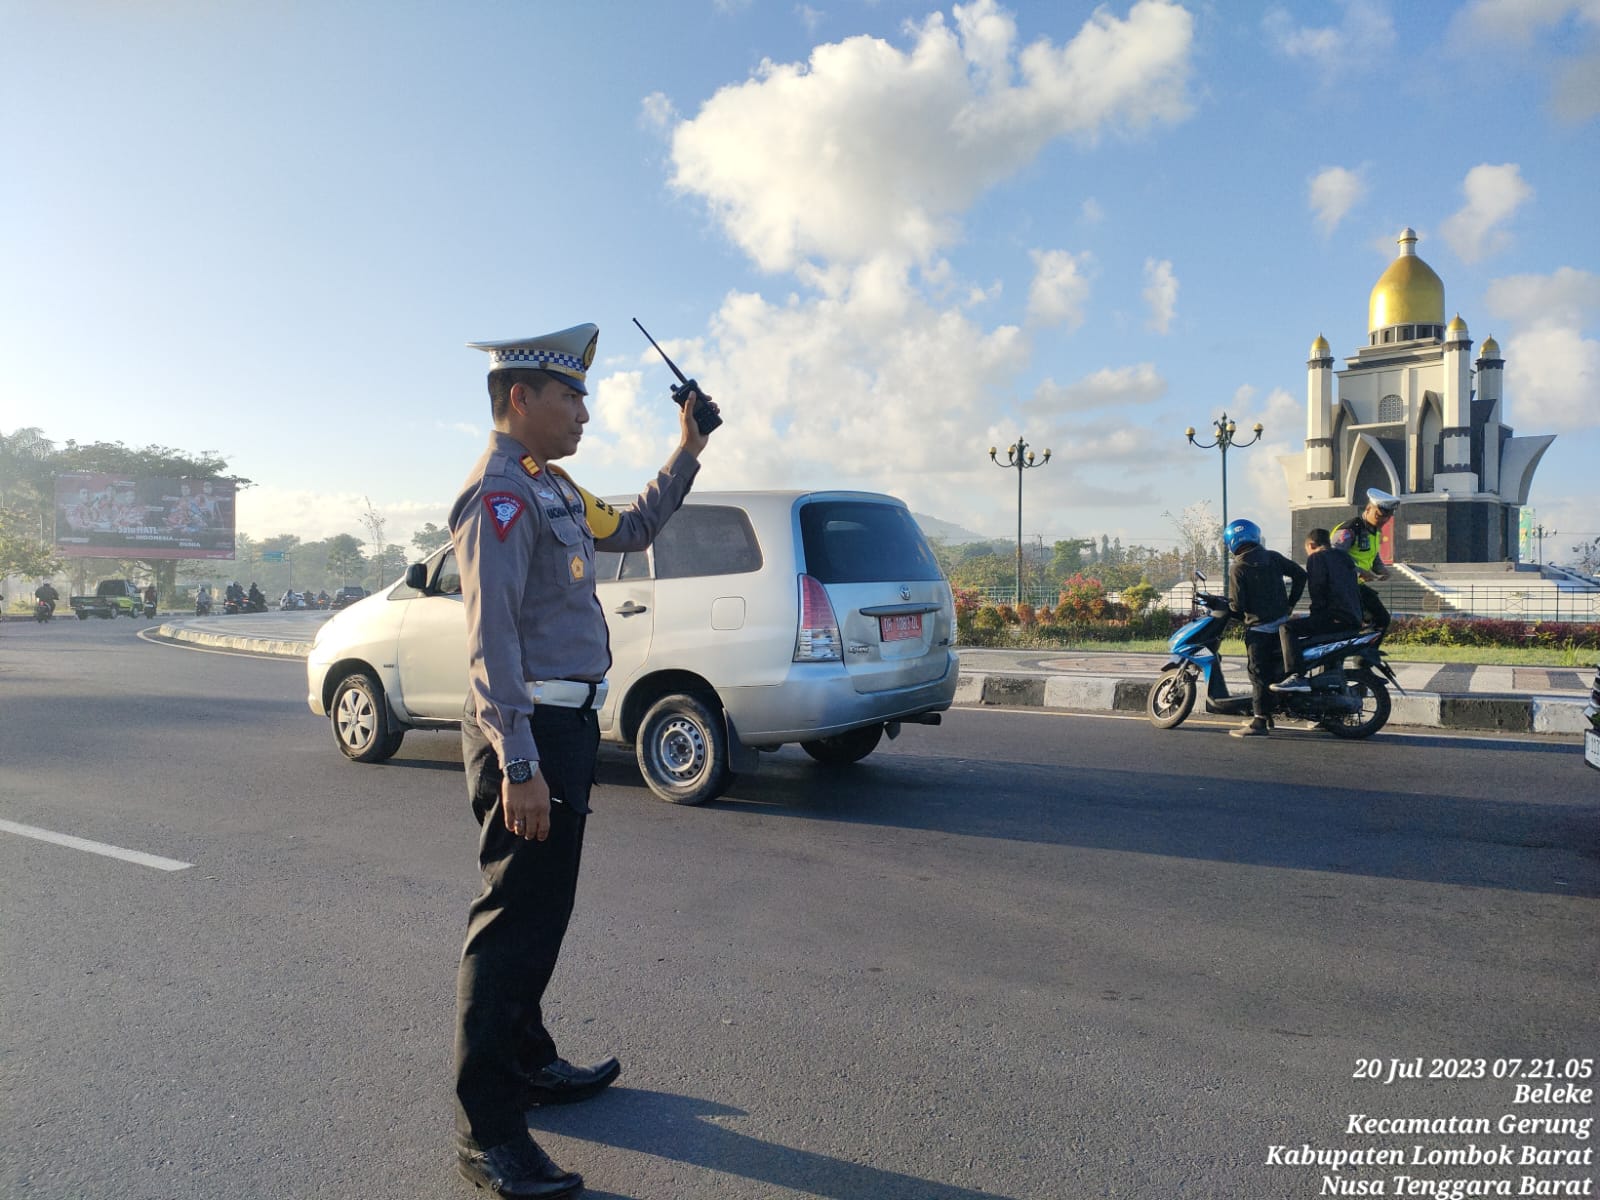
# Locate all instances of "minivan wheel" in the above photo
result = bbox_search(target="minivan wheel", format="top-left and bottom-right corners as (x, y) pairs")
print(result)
(332, 671), (405, 763)
(636, 692), (730, 806)
(800, 723), (883, 765)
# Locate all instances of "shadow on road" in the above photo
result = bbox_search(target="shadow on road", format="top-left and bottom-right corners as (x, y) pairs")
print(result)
(593, 736), (1600, 899)
(533, 1086), (1014, 1200)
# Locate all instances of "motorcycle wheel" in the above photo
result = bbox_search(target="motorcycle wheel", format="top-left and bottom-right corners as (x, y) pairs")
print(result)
(1321, 669), (1391, 739)
(1147, 668), (1197, 729)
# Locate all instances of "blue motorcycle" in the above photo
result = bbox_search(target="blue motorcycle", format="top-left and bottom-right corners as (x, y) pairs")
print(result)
(1146, 571), (1401, 738)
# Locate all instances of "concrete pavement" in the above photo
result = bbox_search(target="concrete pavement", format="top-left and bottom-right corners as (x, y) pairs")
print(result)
(149, 610), (1595, 736)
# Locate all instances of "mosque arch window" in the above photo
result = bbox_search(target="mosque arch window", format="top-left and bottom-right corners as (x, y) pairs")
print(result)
(1378, 394), (1404, 423)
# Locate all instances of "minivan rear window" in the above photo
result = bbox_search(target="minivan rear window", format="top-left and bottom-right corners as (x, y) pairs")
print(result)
(799, 501), (943, 583)
(654, 505), (764, 580)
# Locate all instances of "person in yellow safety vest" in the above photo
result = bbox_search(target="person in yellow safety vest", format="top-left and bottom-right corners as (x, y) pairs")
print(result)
(1332, 487), (1399, 632)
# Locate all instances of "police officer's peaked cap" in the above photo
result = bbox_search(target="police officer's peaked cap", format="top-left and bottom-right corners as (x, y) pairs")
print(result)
(468, 323), (599, 394)
(1365, 487), (1399, 512)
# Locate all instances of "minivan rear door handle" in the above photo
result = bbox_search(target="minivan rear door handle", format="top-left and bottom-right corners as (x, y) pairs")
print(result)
(859, 602), (940, 616)
(614, 601), (648, 616)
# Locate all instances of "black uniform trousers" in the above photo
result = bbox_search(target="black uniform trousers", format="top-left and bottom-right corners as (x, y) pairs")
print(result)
(454, 698), (599, 1151)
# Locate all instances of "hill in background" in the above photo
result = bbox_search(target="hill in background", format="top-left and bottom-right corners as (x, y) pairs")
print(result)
(912, 512), (994, 545)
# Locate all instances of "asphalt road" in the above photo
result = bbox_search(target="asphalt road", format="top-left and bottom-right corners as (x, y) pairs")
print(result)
(2, 617), (1597, 1200)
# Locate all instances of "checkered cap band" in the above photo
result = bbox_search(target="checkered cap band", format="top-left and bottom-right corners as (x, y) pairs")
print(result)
(489, 347), (586, 377)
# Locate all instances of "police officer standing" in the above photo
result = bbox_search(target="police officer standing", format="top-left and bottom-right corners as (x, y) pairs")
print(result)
(449, 322), (716, 1197)
(1332, 487), (1399, 632)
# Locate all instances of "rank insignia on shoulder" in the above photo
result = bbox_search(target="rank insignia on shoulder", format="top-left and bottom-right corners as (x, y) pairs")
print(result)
(570, 554), (585, 581)
(483, 492), (526, 541)
(520, 455), (542, 478)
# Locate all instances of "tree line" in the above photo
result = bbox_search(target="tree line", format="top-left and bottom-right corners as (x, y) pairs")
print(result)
(0, 427), (436, 605)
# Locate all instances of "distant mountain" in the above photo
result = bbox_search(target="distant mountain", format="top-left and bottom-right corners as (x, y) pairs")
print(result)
(912, 512), (996, 545)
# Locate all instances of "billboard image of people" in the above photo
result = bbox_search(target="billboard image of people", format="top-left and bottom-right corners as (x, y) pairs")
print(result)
(54, 472), (236, 559)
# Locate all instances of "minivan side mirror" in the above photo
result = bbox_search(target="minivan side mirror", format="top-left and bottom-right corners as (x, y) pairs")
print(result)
(405, 562), (428, 591)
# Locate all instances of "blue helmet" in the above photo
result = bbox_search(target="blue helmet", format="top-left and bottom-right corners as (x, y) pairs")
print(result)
(1222, 518), (1262, 554)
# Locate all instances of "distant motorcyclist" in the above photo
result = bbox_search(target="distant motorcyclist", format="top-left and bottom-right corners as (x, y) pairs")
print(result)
(196, 583), (213, 615)
(247, 582), (265, 611)
(1333, 488), (1399, 632)
(33, 581), (59, 617)
(1272, 527), (1363, 694)
(1224, 518), (1307, 738)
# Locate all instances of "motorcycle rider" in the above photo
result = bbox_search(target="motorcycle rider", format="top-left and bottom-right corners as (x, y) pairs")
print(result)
(1332, 487), (1399, 632)
(1272, 527), (1363, 693)
(33, 581), (60, 618)
(1224, 518), (1307, 738)
(196, 583), (213, 615)
(247, 582), (265, 611)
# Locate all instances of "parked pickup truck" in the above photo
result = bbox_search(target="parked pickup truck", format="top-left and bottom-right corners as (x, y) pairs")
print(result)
(70, 579), (144, 619)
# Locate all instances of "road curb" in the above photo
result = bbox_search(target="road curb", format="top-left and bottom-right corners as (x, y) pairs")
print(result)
(955, 671), (1585, 734)
(156, 623), (315, 658)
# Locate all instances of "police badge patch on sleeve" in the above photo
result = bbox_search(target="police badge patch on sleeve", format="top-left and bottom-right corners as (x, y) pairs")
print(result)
(482, 492), (526, 541)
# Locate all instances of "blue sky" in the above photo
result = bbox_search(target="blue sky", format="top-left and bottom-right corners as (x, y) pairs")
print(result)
(2, 0), (1596, 563)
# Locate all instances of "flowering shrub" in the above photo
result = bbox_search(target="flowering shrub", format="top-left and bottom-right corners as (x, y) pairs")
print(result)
(952, 586), (982, 617)
(995, 603), (1018, 625)
(1057, 573), (1109, 621)
(1016, 602), (1037, 627)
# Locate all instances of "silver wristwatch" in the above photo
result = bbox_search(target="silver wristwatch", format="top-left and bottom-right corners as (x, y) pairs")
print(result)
(504, 758), (538, 785)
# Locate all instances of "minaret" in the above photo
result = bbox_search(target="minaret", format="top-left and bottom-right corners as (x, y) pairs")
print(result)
(1478, 334), (1503, 495)
(1436, 313), (1478, 493)
(1303, 333), (1336, 498)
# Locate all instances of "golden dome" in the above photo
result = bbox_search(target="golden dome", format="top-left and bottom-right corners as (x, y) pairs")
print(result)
(1368, 228), (1445, 332)
(1447, 312), (1467, 333)
(1480, 334), (1501, 357)
(1310, 333), (1330, 356)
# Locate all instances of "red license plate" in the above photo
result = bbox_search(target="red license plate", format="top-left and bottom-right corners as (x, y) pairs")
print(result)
(879, 614), (922, 642)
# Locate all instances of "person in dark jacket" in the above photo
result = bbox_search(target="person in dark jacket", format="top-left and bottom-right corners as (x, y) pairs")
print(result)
(1224, 518), (1307, 738)
(1272, 527), (1363, 693)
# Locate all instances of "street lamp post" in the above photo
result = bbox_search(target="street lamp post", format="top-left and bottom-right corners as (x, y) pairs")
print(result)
(1185, 412), (1263, 598)
(1534, 524), (1556, 564)
(989, 436), (1051, 606)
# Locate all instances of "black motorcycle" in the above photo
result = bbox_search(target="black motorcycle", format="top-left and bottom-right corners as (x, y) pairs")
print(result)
(35, 598), (55, 623)
(195, 594), (213, 616)
(1146, 572), (1402, 739)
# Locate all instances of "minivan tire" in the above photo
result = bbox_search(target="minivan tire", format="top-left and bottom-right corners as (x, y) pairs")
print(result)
(800, 723), (883, 765)
(332, 671), (405, 763)
(636, 692), (731, 806)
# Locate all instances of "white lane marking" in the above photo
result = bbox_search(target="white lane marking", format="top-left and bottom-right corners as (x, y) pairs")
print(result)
(0, 819), (193, 871)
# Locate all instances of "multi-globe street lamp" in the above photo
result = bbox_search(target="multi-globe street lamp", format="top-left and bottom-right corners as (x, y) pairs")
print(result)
(989, 436), (1051, 606)
(1185, 412), (1262, 598)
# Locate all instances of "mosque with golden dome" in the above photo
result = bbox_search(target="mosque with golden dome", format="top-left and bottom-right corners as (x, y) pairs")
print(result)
(1281, 227), (1555, 562)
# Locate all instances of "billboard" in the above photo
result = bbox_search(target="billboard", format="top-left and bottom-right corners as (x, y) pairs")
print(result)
(54, 472), (236, 560)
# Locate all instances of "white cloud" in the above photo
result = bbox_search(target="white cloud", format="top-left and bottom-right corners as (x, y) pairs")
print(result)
(1263, 1), (1396, 78)
(1484, 267), (1600, 432)
(667, 0), (1194, 271)
(1142, 257), (1177, 334)
(1028, 363), (1166, 416)
(1439, 163), (1535, 263)
(1080, 197), (1105, 224)
(1027, 248), (1092, 328)
(1233, 387), (1300, 544)
(1448, 1), (1600, 123)
(797, 5), (825, 37)
(1552, 48), (1600, 121)
(640, 92), (677, 130)
(1308, 165), (1365, 234)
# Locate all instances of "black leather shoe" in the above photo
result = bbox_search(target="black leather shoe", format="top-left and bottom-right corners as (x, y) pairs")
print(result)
(457, 1135), (582, 1198)
(520, 1056), (621, 1106)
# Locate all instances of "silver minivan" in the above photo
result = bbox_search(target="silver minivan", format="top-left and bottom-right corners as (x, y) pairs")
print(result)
(306, 491), (957, 804)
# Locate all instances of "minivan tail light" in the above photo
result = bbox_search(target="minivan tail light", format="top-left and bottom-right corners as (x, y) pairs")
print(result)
(794, 574), (841, 662)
